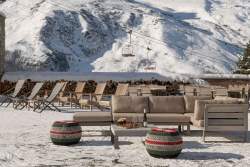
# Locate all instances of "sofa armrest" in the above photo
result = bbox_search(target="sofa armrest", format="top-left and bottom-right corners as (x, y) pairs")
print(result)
(204, 103), (248, 131)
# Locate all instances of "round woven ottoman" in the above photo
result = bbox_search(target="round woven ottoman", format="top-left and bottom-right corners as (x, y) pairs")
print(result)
(145, 128), (183, 158)
(50, 120), (82, 145)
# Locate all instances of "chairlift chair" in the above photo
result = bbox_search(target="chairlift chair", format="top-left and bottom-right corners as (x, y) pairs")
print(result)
(122, 44), (135, 57)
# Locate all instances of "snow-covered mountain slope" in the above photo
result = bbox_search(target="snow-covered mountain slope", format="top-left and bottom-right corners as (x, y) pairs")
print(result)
(0, 0), (250, 76)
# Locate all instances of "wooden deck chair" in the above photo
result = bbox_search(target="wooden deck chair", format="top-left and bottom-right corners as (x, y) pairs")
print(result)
(79, 82), (107, 111)
(197, 86), (212, 97)
(98, 83), (129, 108)
(0, 80), (26, 107)
(33, 82), (67, 113)
(13, 82), (44, 109)
(184, 85), (197, 96)
(59, 82), (86, 107)
(213, 86), (228, 98)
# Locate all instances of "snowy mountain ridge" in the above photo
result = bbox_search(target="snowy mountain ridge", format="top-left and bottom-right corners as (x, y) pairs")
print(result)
(0, 0), (250, 76)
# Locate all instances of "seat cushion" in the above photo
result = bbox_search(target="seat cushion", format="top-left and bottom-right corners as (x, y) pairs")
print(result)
(146, 113), (190, 123)
(112, 96), (149, 113)
(184, 95), (211, 113)
(73, 112), (112, 122)
(113, 113), (144, 122)
(79, 99), (91, 105)
(98, 100), (111, 107)
(184, 113), (204, 127)
(149, 96), (185, 113)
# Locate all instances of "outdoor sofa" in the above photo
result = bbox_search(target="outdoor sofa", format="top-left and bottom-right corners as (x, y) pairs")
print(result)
(73, 95), (248, 136)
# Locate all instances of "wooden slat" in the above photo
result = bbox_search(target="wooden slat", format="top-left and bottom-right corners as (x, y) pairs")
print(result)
(207, 112), (244, 118)
(208, 119), (244, 126)
(206, 126), (246, 131)
(206, 105), (248, 113)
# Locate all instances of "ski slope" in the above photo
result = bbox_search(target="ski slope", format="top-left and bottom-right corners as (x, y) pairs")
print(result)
(0, 0), (249, 76)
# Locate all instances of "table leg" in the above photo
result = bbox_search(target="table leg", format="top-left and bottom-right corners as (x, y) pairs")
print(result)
(111, 132), (114, 144)
(187, 124), (191, 135)
(113, 136), (119, 149)
(178, 125), (181, 133)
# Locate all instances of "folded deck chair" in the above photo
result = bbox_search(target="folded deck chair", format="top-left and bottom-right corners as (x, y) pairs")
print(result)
(33, 82), (67, 113)
(79, 82), (107, 111)
(0, 80), (26, 107)
(13, 82), (44, 109)
(58, 82), (86, 107)
(98, 83), (129, 108)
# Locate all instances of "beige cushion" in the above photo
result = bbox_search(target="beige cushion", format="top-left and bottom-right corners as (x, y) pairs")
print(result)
(184, 95), (211, 113)
(149, 96), (185, 113)
(79, 99), (91, 105)
(73, 112), (112, 122)
(184, 113), (204, 127)
(113, 113), (144, 122)
(214, 96), (246, 103)
(99, 100), (111, 107)
(147, 113), (190, 123)
(112, 96), (149, 113)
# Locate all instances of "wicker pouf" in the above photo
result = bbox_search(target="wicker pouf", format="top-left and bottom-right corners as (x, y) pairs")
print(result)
(145, 128), (183, 158)
(50, 120), (82, 145)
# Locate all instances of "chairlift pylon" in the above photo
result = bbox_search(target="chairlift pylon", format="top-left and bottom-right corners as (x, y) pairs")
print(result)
(144, 44), (156, 71)
(122, 29), (135, 57)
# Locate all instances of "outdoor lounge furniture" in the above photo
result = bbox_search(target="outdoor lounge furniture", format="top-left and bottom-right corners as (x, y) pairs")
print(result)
(0, 79), (26, 107)
(13, 82), (44, 109)
(58, 82), (86, 107)
(73, 94), (248, 143)
(79, 82), (107, 111)
(33, 82), (67, 113)
(110, 124), (154, 149)
(73, 111), (112, 126)
(98, 83), (129, 109)
(112, 96), (149, 123)
(203, 103), (248, 142)
(197, 86), (212, 97)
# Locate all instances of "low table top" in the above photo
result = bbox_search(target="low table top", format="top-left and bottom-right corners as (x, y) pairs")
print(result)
(111, 124), (155, 137)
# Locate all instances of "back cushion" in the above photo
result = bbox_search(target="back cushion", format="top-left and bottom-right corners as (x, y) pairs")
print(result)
(112, 96), (149, 113)
(149, 96), (185, 114)
(184, 95), (212, 113)
(214, 96), (247, 103)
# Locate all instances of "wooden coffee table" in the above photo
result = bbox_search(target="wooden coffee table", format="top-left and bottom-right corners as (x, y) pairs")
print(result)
(110, 124), (155, 149)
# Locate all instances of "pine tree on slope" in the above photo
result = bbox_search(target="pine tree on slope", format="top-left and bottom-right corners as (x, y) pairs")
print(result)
(234, 42), (250, 74)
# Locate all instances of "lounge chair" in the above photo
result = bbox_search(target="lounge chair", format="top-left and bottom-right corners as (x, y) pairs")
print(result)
(0, 80), (26, 107)
(197, 86), (212, 97)
(98, 83), (129, 108)
(33, 82), (67, 113)
(13, 82), (44, 109)
(79, 82), (106, 111)
(58, 82), (86, 107)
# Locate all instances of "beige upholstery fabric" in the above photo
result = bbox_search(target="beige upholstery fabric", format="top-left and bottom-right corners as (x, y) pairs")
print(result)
(113, 113), (144, 122)
(79, 98), (91, 105)
(147, 113), (190, 123)
(214, 96), (246, 103)
(184, 113), (204, 127)
(73, 112), (112, 122)
(184, 95), (211, 113)
(98, 100), (111, 107)
(194, 100), (216, 121)
(112, 96), (149, 113)
(149, 96), (185, 113)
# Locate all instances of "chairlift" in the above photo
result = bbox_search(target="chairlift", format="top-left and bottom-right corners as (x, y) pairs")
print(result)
(122, 30), (135, 57)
